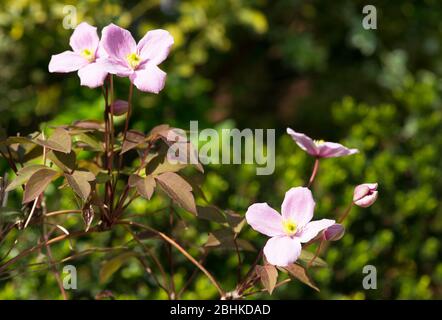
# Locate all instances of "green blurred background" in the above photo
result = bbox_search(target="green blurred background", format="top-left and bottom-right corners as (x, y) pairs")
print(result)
(0, 0), (441, 299)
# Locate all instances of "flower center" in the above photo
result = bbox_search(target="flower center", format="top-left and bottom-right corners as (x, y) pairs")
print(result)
(127, 52), (141, 69)
(282, 219), (297, 236)
(314, 139), (325, 146)
(81, 48), (95, 62)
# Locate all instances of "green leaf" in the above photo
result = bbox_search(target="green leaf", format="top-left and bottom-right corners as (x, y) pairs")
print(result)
(65, 170), (95, 201)
(205, 228), (255, 251)
(298, 250), (328, 268)
(99, 252), (134, 284)
(23, 168), (59, 203)
(285, 263), (320, 292)
(48, 150), (76, 172)
(95, 172), (112, 184)
(75, 133), (103, 151)
(35, 128), (72, 153)
(155, 172), (197, 214)
(0, 207), (24, 224)
(256, 265), (278, 294)
(5, 164), (47, 192)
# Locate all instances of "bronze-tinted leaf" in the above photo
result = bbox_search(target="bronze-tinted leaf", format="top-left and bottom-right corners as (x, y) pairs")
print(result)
(71, 120), (104, 131)
(196, 205), (226, 223)
(48, 150), (76, 172)
(136, 176), (156, 200)
(23, 168), (59, 203)
(256, 265), (278, 294)
(35, 128), (72, 153)
(155, 172), (196, 214)
(6, 164), (47, 192)
(226, 210), (246, 234)
(65, 170), (95, 201)
(285, 263), (320, 292)
(148, 124), (170, 140)
(121, 130), (145, 154)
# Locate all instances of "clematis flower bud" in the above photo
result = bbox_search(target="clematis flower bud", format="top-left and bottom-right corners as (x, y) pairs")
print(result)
(324, 223), (345, 241)
(353, 183), (378, 208)
(111, 100), (129, 116)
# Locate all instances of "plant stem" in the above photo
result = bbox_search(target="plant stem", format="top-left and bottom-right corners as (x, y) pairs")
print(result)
(307, 157), (320, 188)
(44, 210), (82, 218)
(338, 202), (353, 223)
(168, 205), (176, 299)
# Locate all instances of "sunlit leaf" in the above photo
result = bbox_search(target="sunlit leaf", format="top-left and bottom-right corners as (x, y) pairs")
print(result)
(155, 172), (197, 214)
(285, 263), (320, 292)
(5, 164), (47, 192)
(23, 168), (59, 203)
(121, 130), (145, 154)
(65, 170), (95, 201)
(35, 128), (72, 153)
(256, 265), (278, 294)
(48, 150), (76, 172)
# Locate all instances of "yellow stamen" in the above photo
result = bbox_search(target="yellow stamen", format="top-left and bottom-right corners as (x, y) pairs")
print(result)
(314, 139), (325, 146)
(282, 219), (297, 236)
(127, 52), (141, 69)
(81, 48), (94, 62)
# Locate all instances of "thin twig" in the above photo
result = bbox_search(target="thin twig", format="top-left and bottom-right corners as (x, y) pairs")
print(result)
(117, 220), (225, 298)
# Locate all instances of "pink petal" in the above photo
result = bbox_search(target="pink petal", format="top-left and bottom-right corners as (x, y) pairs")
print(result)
(296, 219), (335, 243)
(77, 62), (108, 88)
(245, 203), (284, 237)
(129, 64), (166, 93)
(353, 183), (378, 202)
(100, 59), (133, 77)
(137, 29), (174, 65)
(263, 236), (302, 267)
(49, 51), (88, 73)
(101, 24), (136, 63)
(69, 22), (99, 53)
(354, 191), (378, 208)
(286, 128), (318, 156)
(317, 142), (358, 158)
(281, 187), (315, 227)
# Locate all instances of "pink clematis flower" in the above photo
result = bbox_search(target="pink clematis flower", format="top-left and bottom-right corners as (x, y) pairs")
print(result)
(245, 187), (335, 267)
(101, 24), (174, 93)
(353, 183), (378, 207)
(287, 128), (359, 158)
(48, 22), (108, 88)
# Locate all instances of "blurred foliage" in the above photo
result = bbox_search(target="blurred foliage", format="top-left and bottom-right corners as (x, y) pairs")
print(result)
(0, 0), (441, 299)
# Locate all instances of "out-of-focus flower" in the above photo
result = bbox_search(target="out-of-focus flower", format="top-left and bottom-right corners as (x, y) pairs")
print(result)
(49, 22), (108, 88)
(287, 128), (358, 158)
(101, 24), (174, 93)
(245, 187), (335, 267)
(111, 100), (129, 116)
(324, 223), (345, 241)
(353, 183), (378, 207)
